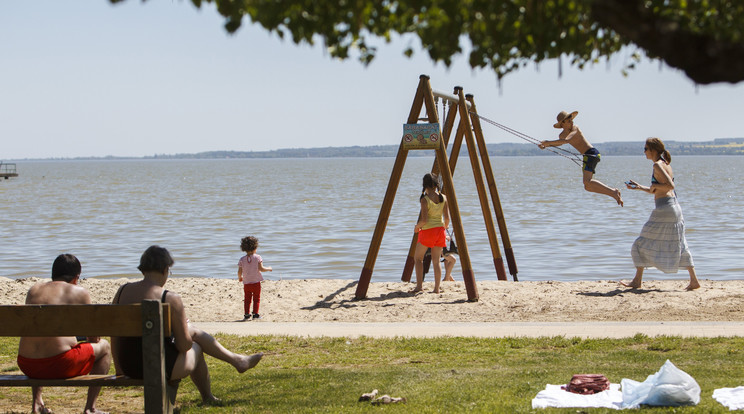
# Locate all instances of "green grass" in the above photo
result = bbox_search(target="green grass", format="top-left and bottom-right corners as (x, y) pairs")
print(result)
(3, 334), (744, 413)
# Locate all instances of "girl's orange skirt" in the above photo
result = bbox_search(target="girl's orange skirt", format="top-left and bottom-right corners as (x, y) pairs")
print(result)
(417, 226), (446, 248)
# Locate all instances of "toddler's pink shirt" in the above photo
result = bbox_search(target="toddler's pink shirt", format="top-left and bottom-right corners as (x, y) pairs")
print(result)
(238, 254), (264, 284)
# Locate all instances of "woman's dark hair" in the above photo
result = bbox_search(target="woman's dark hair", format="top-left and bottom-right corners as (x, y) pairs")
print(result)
(138, 245), (174, 274)
(646, 137), (672, 164)
(241, 236), (259, 253)
(51, 254), (81, 282)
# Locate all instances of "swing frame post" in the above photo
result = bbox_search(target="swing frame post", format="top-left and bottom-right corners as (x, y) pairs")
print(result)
(435, 140), (479, 301)
(466, 94), (519, 280)
(426, 88), (478, 301)
(354, 75), (425, 299)
(356, 74), (479, 302)
(447, 122), (467, 173)
(454, 88), (507, 281)
(401, 85), (520, 284)
(401, 90), (459, 283)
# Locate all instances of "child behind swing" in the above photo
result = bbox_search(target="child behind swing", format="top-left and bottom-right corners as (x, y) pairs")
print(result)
(238, 236), (272, 320)
(413, 173), (450, 294)
(423, 231), (458, 282)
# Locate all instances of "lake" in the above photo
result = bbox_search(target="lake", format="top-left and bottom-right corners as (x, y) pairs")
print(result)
(1, 155), (741, 282)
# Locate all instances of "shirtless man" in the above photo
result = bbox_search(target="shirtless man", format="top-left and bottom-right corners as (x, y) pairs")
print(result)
(540, 110), (623, 206)
(17, 254), (111, 414)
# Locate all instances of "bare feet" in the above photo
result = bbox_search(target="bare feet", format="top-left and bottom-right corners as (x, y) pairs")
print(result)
(34, 405), (53, 414)
(443, 276), (455, 282)
(432, 288), (443, 293)
(200, 395), (222, 406)
(236, 352), (263, 373)
(619, 280), (641, 289)
(84, 409), (108, 414)
(408, 288), (423, 296)
(613, 189), (623, 207)
(685, 282), (701, 290)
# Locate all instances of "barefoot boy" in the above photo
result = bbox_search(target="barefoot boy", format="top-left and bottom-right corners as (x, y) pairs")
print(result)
(540, 110), (623, 206)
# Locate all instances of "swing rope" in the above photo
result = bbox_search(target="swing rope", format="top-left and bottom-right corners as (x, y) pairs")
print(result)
(471, 112), (584, 167)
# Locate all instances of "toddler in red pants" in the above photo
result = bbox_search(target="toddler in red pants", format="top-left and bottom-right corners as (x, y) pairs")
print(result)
(238, 236), (272, 320)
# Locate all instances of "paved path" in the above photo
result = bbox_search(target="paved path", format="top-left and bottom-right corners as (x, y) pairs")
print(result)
(193, 321), (743, 339)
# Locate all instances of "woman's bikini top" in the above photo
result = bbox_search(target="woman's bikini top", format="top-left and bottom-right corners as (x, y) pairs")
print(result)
(652, 172), (676, 197)
(651, 174), (674, 185)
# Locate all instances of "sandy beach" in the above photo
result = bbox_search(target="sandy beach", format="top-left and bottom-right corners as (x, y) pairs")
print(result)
(2, 277), (742, 323)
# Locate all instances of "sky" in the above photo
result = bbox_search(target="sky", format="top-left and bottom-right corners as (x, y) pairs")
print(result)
(2, 1), (743, 159)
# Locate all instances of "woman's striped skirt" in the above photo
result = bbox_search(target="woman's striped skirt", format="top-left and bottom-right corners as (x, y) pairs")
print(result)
(631, 196), (694, 273)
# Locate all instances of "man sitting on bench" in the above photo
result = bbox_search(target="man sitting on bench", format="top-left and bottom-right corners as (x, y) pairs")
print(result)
(17, 254), (112, 414)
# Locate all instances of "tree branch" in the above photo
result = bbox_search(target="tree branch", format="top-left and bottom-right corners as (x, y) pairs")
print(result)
(591, 0), (744, 84)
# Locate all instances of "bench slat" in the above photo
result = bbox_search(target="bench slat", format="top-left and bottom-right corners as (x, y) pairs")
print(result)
(0, 374), (143, 387)
(0, 304), (170, 337)
(0, 301), (175, 413)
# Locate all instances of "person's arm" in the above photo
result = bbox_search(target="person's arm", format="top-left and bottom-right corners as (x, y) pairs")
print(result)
(540, 134), (573, 149)
(81, 289), (101, 342)
(238, 264), (243, 282)
(110, 284), (126, 374)
(70, 286), (101, 343)
(111, 284), (125, 305)
(414, 197), (428, 232)
(626, 179), (652, 193)
(540, 127), (579, 149)
(443, 198), (450, 229)
(650, 163), (675, 193)
(539, 138), (567, 148)
(168, 292), (194, 353)
(258, 262), (272, 272)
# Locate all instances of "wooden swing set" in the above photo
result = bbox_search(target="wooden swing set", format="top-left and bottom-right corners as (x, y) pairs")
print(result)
(354, 75), (518, 302)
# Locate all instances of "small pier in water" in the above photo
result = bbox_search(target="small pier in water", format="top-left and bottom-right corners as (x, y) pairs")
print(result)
(1, 162), (18, 179)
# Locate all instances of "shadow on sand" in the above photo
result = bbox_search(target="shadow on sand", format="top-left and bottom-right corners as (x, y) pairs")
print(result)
(578, 287), (664, 298)
(300, 281), (469, 310)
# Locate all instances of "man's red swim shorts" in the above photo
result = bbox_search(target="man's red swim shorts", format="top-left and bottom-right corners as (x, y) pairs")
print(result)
(17, 342), (95, 379)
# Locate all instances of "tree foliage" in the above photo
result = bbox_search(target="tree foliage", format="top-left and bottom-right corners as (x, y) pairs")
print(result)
(116, 0), (744, 84)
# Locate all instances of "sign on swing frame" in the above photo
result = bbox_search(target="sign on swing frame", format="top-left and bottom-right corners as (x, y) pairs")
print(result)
(402, 123), (441, 150)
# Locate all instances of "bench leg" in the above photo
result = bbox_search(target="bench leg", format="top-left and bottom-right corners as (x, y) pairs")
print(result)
(166, 380), (180, 413)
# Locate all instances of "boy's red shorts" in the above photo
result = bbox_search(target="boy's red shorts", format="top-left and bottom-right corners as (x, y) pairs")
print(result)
(17, 342), (95, 379)
(417, 227), (446, 248)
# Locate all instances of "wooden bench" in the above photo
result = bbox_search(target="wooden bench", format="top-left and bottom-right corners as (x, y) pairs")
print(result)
(0, 300), (177, 413)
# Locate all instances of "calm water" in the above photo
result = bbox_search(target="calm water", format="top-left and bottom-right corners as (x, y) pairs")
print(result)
(1, 156), (742, 282)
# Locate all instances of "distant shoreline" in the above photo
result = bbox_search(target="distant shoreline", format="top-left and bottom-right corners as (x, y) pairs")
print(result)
(6, 138), (744, 161)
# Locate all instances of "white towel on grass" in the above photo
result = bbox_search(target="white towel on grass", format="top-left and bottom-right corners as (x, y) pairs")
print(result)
(713, 387), (744, 410)
(532, 383), (623, 409)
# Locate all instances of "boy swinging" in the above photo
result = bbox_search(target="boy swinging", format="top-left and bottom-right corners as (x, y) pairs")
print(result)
(540, 110), (623, 206)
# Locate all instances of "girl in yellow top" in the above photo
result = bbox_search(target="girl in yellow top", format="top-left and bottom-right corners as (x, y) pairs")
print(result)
(413, 173), (450, 294)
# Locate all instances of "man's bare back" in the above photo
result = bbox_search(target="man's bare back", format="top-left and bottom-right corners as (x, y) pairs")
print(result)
(19, 280), (93, 359)
(18, 254), (112, 413)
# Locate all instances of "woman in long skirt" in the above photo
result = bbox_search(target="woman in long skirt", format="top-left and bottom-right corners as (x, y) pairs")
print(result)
(621, 138), (701, 290)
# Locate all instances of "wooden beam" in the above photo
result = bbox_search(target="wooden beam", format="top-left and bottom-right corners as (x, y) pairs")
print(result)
(455, 88), (506, 281)
(0, 304), (171, 337)
(467, 94), (518, 280)
(355, 75), (430, 299)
